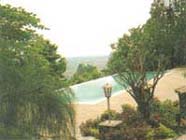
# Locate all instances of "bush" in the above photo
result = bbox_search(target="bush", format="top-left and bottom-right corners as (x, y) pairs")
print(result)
(120, 104), (143, 125)
(100, 110), (119, 121)
(124, 122), (153, 140)
(121, 104), (137, 116)
(154, 124), (177, 139)
(146, 129), (155, 140)
(79, 102), (178, 140)
(100, 122), (177, 140)
(80, 110), (119, 138)
(88, 128), (99, 138)
(99, 106), (154, 140)
(151, 99), (179, 128)
(100, 121), (153, 140)
(79, 118), (100, 137)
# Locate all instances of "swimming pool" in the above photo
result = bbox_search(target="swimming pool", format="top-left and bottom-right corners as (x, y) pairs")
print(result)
(70, 72), (156, 104)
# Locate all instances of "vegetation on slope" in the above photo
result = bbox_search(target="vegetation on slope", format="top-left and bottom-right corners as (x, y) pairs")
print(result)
(0, 3), (75, 139)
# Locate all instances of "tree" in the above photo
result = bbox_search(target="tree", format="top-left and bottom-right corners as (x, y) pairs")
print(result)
(31, 37), (69, 86)
(108, 0), (186, 121)
(33, 37), (67, 78)
(70, 63), (102, 84)
(144, 0), (186, 68)
(0, 4), (67, 78)
(108, 27), (167, 121)
(0, 4), (75, 139)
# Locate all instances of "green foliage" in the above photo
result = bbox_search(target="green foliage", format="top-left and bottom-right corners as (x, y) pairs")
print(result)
(177, 92), (186, 122)
(0, 3), (75, 139)
(80, 101), (179, 140)
(146, 129), (155, 140)
(79, 118), (100, 138)
(88, 128), (99, 138)
(120, 104), (141, 125)
(122, 123), (153, 140)
(107, 0), (186, 121)
(99, 108), (154, 140)
(80, 110), (121, 139)
(0, 4), (45, 42)
(100, 110), (119, 121)
(154, 124), (177, 139)
(107, 0), (186, 122)
(65, 56), (108, 77)
(143, 0), (186, 68)
(37, 38), (67, 77)
(108, 26), (166, 120)
(70, 63), (102, 84)
(145, 124), (177, 140)
(99, 123), (153, 140)
(121, 104), (136, 114)
(151, 99), (179, 128)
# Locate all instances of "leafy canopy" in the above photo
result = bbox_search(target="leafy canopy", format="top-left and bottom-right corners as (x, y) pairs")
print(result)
(0, 3), (75, 139)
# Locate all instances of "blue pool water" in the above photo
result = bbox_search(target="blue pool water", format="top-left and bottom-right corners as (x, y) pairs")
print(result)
(70, 72), (156, 104)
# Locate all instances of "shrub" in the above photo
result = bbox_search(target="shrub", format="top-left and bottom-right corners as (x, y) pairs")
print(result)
(146, 129), (155, 140)
(100, 106), (154, 140)
(121, 104), (136, 112)
(79, 118), (100, 137)
(154, 124), (177, 139)
(120, 104), (143, 125)
(80, 102), (178, 140)
(100, 110), (119, 121)
(88, 128), (99, 138)
(151, 99), (179, 128)
(100, 121), (153, 140)
(124, 122), (153, 140)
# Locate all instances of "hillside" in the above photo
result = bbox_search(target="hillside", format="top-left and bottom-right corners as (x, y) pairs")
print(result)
(65, 56), (109, 77)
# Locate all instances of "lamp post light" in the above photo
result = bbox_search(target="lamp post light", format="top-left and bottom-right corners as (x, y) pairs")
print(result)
(103, 83), (112, 122)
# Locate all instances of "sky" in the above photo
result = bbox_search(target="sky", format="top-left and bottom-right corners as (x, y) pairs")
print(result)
(1, 0), (153, 57)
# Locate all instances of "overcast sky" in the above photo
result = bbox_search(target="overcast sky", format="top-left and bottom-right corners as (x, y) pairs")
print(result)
(1, 0), (153, 57)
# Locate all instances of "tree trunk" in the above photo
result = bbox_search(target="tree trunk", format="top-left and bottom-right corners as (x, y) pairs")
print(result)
(137, 101), (151, 121)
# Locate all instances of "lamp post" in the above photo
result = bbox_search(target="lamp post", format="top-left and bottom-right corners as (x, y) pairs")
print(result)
(99, 83), (123, 138)
(103, 83), (112, 122)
